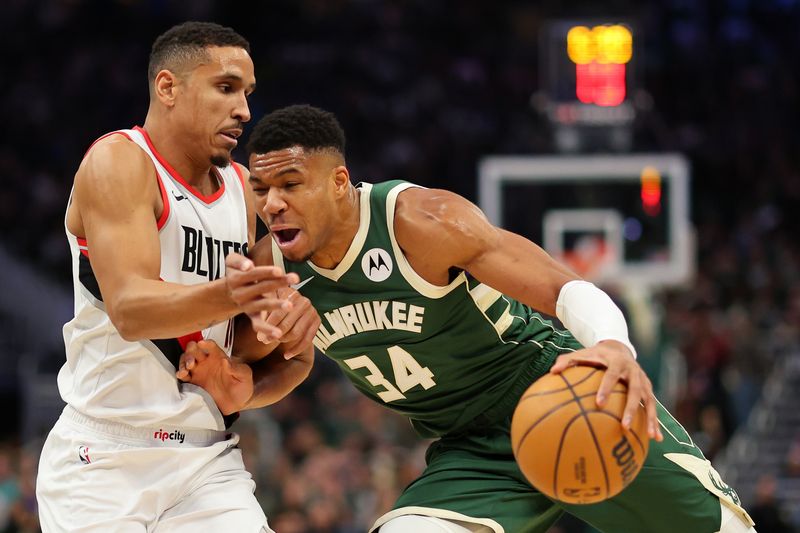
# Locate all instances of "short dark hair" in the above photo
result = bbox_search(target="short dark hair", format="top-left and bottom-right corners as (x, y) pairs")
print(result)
(148, 21), (250, 84)
(247, 105), (346, 157)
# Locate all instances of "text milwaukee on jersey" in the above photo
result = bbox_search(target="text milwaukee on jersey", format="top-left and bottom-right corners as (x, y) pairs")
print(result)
(314, 300), (425, 351)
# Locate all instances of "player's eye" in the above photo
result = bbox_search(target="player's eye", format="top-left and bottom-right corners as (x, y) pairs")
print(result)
(218, 84), (232, 93)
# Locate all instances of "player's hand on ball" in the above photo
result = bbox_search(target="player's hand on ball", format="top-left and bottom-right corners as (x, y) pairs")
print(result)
(549, 340), (663, 441)
(250, 288), (321, 359)
(512, 366), (649, 503)
(176, 340), (253, 415)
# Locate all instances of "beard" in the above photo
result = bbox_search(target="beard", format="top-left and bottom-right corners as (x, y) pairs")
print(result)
(210, 153), (231, 167)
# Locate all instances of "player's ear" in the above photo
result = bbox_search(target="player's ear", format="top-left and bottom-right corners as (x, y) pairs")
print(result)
(332, 165), (350, 198)
(153, 70), (179, 107)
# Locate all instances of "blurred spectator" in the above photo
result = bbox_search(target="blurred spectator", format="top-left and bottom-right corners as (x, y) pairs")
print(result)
(748, 475), (793, 533)
(7, 449), (38, 533)
(786, 438), (800, 479)
(0, 444), (39, 533)
(0, 447), (20, 532)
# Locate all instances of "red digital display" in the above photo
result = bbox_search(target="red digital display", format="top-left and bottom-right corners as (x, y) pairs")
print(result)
(568, 25), (632, 108)
(575, 63), (626, 106)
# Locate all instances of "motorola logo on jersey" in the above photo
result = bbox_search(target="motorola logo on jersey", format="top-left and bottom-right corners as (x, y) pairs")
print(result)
(181, 226), (248, 281)
(361, 248), (393, 282)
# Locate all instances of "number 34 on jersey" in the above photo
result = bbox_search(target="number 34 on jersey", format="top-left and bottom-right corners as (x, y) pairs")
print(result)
(344, 346), (436, 402)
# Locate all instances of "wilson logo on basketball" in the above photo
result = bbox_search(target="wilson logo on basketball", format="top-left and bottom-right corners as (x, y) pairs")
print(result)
(574, 456), (587, 483)
(612, 435), (638, 484)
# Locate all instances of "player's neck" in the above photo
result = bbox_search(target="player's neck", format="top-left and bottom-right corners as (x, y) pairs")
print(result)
(142, 117), (217, 192)
(310, 186), (361, 269)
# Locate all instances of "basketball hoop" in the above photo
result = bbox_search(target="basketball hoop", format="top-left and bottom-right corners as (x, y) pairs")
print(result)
(559, 235), (617, 281)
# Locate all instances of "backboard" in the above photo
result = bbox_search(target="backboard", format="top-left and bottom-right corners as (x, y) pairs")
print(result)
(478, 154), (694, 288)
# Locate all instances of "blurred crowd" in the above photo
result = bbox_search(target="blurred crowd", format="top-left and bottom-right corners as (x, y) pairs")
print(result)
(1, 0), (800, 531)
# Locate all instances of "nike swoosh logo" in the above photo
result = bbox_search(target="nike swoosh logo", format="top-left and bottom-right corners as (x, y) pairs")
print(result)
(291, 276), (314, 290)
(173, 191), (187, 201)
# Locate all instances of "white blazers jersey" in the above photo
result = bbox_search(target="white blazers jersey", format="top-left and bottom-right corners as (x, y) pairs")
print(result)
(59, 127), (249, 430)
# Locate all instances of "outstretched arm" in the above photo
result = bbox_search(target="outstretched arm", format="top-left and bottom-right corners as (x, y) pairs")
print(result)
(394, 187), (662, 440)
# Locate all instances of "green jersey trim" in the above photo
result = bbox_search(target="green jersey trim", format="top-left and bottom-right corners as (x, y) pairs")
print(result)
(385, 182), (467, 299)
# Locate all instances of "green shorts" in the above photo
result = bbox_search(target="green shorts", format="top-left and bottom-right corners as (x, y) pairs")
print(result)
(371, 338), (753, 533)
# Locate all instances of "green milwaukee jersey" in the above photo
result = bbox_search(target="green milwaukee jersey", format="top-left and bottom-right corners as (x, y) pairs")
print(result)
(272, 180), (574, 438)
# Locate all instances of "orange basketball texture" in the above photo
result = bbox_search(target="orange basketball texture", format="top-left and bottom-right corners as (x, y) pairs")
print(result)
(510, 366), (649, 504)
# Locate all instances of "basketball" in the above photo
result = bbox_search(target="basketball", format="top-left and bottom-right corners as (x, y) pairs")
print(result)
(510, 366), (649, 504)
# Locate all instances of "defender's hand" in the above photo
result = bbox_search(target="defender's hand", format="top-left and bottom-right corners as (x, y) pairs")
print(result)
(549, 340), (663, 441)
(251, 288), (321, 358)
(176, 340), (253, 415)
(225, 253), (299, 315)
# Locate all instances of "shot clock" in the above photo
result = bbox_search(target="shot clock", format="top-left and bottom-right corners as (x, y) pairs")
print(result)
(538, 19), (639, 151)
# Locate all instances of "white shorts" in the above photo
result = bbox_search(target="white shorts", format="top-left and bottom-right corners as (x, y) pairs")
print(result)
(37, 406), (272, 533)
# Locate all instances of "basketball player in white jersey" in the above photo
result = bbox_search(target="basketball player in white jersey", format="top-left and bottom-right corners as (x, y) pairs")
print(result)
(36, 22), (319, 532)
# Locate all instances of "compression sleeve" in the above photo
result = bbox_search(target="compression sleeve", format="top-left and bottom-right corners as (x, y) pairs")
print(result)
(555, 280), (637, 359)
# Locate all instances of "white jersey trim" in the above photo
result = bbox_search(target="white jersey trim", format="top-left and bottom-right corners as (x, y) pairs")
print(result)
(386, 182), (466, 299)
(371, 506), (503, 533)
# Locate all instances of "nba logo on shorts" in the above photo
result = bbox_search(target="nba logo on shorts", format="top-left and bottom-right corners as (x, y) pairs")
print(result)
(78, 445), (91, 464)
(361, 248), (393, 282)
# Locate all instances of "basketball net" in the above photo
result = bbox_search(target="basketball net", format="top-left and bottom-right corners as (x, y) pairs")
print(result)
(558, 235), (617, 282)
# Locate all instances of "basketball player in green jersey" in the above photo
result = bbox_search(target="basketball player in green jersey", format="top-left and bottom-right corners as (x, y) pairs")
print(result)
(178, 105), (757, 533)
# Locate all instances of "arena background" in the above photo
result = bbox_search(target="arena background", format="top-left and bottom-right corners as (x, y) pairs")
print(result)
(1, 1), (799, 531)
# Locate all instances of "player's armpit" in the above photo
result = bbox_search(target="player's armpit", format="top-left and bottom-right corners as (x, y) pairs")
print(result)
(393, 187), (495, 286)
